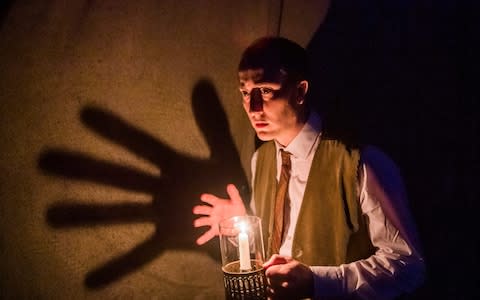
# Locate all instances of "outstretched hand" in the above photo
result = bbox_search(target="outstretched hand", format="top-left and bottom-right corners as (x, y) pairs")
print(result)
(193, 184), (247, 245)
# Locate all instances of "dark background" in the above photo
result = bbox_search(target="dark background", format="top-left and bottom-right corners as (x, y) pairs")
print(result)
(307, 1), (478, 299)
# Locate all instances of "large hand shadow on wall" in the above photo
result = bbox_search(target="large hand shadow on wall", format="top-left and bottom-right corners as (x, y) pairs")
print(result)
(38, 79), (249, 289)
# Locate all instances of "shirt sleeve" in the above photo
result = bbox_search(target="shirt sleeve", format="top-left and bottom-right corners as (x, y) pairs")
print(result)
(310, 146), (426, 299)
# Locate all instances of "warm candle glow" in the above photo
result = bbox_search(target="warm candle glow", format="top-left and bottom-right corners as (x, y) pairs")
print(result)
(238, 222), (252, 271)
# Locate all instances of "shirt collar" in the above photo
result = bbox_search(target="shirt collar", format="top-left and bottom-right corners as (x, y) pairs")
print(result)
(275, 111), (322, 160)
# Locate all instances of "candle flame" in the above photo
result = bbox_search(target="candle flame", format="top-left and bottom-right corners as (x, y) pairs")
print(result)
(237, 221), (248, 234)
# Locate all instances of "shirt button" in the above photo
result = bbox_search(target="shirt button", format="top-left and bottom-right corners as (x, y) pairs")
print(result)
(294, 248), (303, 258)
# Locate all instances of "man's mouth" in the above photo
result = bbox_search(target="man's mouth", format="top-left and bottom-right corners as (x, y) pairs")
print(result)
(255, 122), (268, 128)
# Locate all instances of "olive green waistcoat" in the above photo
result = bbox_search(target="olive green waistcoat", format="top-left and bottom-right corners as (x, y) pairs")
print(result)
(254, 139), (374, 266)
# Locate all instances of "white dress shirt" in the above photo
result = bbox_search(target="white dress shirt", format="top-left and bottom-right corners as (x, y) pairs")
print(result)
(250, 112), (425, 299)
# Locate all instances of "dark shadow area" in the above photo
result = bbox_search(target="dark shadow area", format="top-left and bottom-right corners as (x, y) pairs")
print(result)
(0, 0), (14, 28)
(306, 0), (478, 299)
(38, 78), (249, 289)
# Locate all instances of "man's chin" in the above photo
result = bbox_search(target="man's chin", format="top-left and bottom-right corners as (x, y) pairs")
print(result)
(256, 132), (274, 141)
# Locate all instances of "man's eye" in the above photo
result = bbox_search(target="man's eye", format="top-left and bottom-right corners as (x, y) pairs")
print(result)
(260, 88), (273, 95)
(240, 90), (249, 97)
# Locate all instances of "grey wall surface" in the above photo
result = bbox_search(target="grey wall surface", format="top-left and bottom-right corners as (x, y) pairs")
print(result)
(0, 1), (327, 299)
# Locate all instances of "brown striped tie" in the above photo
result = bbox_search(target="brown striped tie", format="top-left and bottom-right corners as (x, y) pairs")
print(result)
(270, 149), (291, 255)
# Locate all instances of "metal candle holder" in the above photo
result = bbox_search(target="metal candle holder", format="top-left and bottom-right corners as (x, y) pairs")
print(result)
(219, 216), (266, 300)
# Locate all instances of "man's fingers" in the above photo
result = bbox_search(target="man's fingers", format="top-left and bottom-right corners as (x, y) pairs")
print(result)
(267, 272), (290, 288)
(263, 254), (289, 269)
(192, 205), (212, 216)
(196, 229), (216, 245)
(200, 193), (221, 206)
(193, 216), (212, 228)
(226, 184), (242, 204)
(265, 264), (290, 280)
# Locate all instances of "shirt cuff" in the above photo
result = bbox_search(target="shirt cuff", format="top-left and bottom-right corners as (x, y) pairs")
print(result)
(310, 266), (344, 299)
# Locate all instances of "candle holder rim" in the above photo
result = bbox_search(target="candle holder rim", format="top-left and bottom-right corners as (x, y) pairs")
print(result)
(219, 215), (261, 229)
(222, 260), (264, 275)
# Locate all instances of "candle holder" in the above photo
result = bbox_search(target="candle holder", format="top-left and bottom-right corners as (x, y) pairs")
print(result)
(219, 216), (266, 300)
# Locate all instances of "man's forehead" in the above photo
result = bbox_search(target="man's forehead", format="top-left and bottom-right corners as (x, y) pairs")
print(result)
(238, 68), (287, 84)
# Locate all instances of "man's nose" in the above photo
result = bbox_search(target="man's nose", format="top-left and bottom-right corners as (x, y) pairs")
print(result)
(249, 88), (263, 112)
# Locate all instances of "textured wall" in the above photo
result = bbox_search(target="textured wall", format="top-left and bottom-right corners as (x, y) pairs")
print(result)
(0, 0), (327, 299)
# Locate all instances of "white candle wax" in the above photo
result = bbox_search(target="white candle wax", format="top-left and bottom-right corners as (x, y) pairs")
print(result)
(238, 231), (252, 271)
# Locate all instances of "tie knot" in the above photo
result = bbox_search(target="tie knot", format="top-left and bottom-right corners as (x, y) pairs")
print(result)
(280, 149), (291, 168)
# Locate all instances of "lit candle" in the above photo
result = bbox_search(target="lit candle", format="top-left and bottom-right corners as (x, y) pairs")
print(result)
(238, 223), (252, 271)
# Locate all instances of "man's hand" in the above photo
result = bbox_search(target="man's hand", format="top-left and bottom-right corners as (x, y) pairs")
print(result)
(263, 254), (314, 300)
(193, 184), (246, 245)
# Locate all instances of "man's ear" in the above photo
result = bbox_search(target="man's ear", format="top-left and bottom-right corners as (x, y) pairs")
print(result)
(297, 80), (309, 104)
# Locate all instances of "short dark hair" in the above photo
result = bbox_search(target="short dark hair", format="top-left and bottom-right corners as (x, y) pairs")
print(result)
(238, 36), (308, 83)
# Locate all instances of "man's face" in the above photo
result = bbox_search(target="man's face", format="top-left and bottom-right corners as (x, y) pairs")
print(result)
(238, 68), (305, 146)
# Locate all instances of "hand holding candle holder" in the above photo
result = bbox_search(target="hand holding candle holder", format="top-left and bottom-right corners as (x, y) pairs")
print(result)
(219, 216), (266, 300)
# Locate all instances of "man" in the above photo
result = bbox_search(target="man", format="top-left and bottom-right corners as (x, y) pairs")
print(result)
(193, 36), (425, 299)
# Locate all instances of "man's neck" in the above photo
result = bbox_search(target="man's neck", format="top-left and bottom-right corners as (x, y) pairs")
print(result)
(276, 111), (310, 147)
